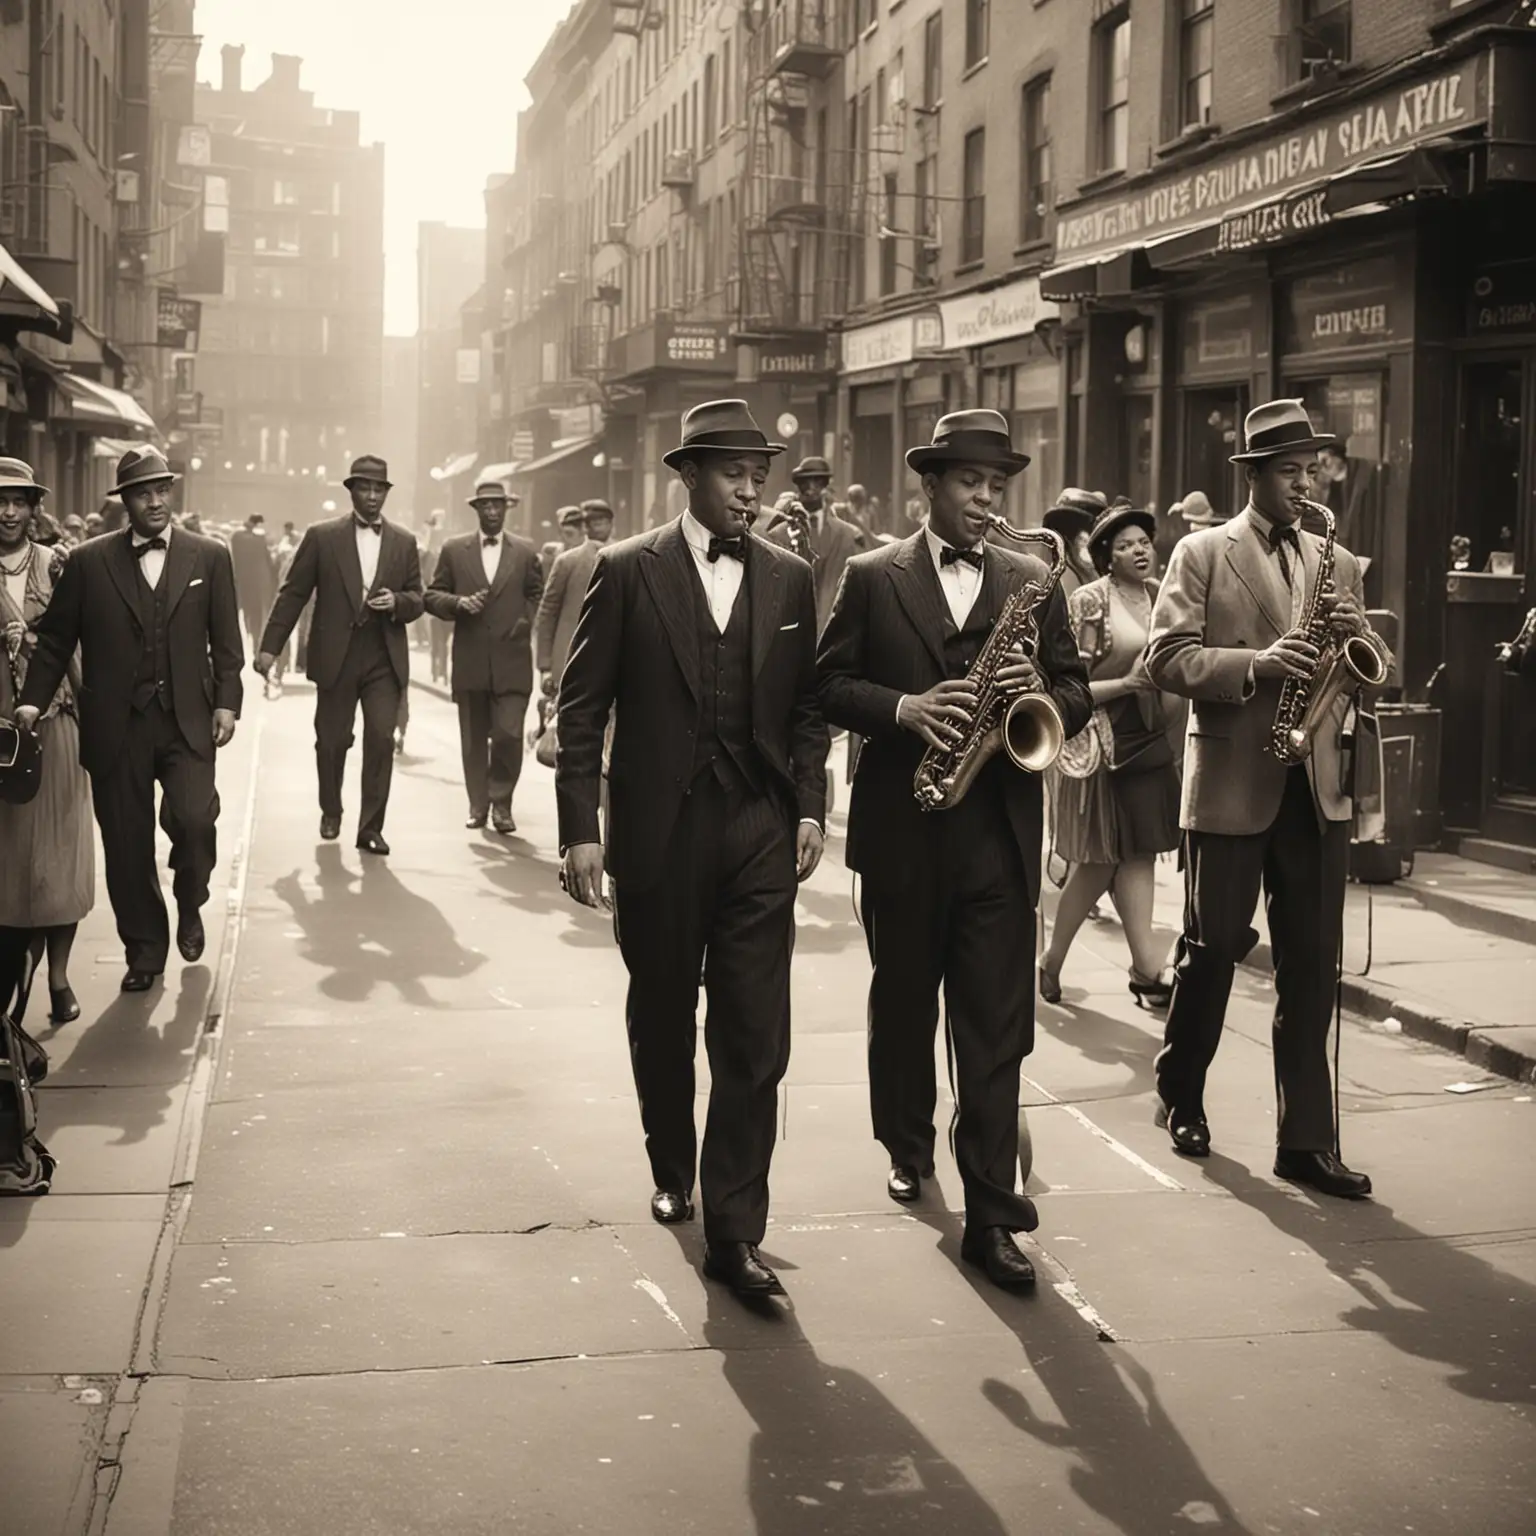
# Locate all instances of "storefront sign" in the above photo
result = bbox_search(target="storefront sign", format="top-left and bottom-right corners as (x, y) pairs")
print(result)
(1217, 186), (1332, 252)
(155, 290), (201, 350)
(757, 336), (832, 376)
(938, 278), (1059, 351)
(840, 311), (942, 374)
(1468, 262), (1536, 334)
(661, 318), (731, 368)
(1056, 57), (1481, 264)
(1181, 291), (1258, 378)
(1282, 257), (1401, 353)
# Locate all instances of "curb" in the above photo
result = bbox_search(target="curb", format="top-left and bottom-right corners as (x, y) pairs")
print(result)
(1394, 877), (1536, 949)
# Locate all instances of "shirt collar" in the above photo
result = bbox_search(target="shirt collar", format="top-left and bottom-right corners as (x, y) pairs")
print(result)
(1244, 502), (1299, 540)
(131, 523), (172, 549)
(924, 522), (983, 569)
(355, 514), (383, 534)
(680, 509), (714, 557)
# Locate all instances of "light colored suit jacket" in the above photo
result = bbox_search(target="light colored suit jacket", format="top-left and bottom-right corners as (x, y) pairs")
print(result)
(534, 539), (601, 681)
(1145, 508), (1386, 836)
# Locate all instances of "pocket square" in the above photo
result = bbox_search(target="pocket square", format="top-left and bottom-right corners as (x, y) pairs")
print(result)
(779, 621), (799, 631)
(188, 578), (204, 588)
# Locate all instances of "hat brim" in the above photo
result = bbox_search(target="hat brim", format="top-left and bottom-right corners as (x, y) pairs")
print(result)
(1089, 507), (1158, 552)
(343, 474), (393, 490)
(906, 445), (1031, 477)
(111, 471), (180, 496)
(468, 491), (516, 506)
(1229, 431), (1341, 464)
(1042, 505), (1098, 536)
(662, 441), (786, 470)
(0, 477), (46, 497)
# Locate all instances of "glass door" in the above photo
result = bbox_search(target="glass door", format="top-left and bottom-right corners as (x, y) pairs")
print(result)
(1181, 386), (1249, 523)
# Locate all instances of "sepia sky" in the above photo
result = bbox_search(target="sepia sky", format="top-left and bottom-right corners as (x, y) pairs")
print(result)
(194, 0), (577, 336)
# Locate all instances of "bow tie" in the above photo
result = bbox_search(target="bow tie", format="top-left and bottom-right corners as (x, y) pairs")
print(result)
(482, 535), (500, 548)
(132, 537), (167, 558)
(940, 544), (984, 571)
(707, 536), (746, 564)
(1267, 522), (1300, 553)
(354, 517), (382, 534)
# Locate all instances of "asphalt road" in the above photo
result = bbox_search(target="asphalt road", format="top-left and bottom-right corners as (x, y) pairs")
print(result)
(25, 682), (1536, 1535)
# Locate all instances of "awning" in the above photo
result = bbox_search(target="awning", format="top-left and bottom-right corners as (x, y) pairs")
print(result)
(429, 451), (478, 482)
(91, 435), (144, 460)
(478, 459), (519, 481)
(0, 245), (59, 316)
(1040, 246), (1160, 303)
(509, 435), (600, 477)
(56, 373), (157, 433)
(1323, 147), (1452, 218)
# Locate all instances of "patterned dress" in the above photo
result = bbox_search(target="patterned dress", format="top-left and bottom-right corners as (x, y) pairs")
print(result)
(0, 542), (95, 927)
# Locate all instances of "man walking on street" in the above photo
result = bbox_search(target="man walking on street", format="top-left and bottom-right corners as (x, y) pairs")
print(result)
(16, 446), (244, 992)
(762, 456), (867, 632)
(229, 514), (276, 660)
(254, 455), (424, 855)
(425, 479), (543, 833)
(557, 400), (828, 1300)
(535, 499), (614, 697)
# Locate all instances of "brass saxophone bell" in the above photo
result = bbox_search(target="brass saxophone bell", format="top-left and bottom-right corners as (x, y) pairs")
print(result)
(1002, 692), (1066, 774)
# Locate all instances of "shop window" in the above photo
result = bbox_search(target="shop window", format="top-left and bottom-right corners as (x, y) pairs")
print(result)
(1020, 76), (1052, 246)
(1286, 0), (1352, 87)
(1451, 363), (1521, 577)
(923, 10), (943, 109)
(965, 0), (989, 69)
(1095, 8), (1131, 174)
(1179, 0), (1215, 130)
(1121, 395), (1154, 512)
(1182, 386), (1249, 524)
(961, 127), (986, 265)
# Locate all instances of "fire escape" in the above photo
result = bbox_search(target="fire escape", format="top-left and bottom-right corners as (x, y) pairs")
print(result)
(738, 2), (847, 341)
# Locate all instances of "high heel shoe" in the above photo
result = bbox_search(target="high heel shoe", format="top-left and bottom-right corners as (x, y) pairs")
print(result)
(49, 986), (80, 1024)
(1128, 969), (1173, 1010)
(1038, 962), (1062, 1005)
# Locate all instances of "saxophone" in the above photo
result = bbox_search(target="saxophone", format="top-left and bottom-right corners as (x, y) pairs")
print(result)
(1268, 499), (1391, 765)
(913, 518), (1067, 811)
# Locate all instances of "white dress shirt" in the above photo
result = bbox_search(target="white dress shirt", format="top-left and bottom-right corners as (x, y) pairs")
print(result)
(681, 510), (744, 632)
(133, 523), (171, 591)
(924, 523), (985, 628)
(355, 517), (383, 591)
(480, 534), (502, 585)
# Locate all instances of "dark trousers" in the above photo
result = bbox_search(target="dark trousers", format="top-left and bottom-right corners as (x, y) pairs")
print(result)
(429, 618), (450, 683)
(456, 690), (528, 816)
(1155, 765), (1348, 1151)
(315, 629), (400, 839)
(613, 775), (796, 1246)
(860, 789), (1038, 1233)
(91, 699), (219, 972)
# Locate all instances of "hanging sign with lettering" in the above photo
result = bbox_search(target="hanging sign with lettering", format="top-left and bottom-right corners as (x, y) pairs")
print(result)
(1281, 257), (1402, 354)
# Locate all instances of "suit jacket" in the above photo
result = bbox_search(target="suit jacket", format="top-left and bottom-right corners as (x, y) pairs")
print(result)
(21, 528), (244, 776)
(229, 528), (276, 616)
(534, 539), (601, 681)
(816, 531), (1093, 901)
(762, 508), (867, 632)
(555, 519), (829, 890)
(423, 531), (543, 699)
(259, 515), (424, 690)
(1145, 508), (1389, 836)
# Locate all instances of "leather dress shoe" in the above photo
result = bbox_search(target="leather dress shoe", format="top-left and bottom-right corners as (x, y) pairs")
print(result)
(703, 1241), (786, 1297)
(650, 1189), (694, 1225)
(357, 833), (390, 856)
(177, 910), (205, 963)
(120, 968), (159, 994)
(49, 986), (80, 1024)
(960, 1226), (1038, 1293)
(319, 816), (341, 841)
(887, 1164), (922, 1204)
(1155, 1101), (1211, 1158)
(1274, 1149), (1373, 1200)
(491, 809), (516, 835)
(466, 812), (488, 830)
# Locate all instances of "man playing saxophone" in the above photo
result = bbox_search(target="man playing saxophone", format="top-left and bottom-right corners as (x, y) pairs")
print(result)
(817, 411), (1091, 1292)
(1145, 400), (1390, 1198)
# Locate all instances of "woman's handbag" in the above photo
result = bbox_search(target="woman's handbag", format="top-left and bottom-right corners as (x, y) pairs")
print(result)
(0, 652), (42, 806)
(1055, 707), (1114, 779)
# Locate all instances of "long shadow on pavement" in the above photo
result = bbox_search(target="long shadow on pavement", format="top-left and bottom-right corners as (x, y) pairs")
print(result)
(1199, 1152), (1536, 1409)
(466, 840), (617, 948)
(1036, 995), (1159, 1101)
(271, 844), (487, 1004)
(911, 1190), (1254, 1536)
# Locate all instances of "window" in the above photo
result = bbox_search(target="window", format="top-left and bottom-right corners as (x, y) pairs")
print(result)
(961, 127), (985, 264)
(1020, 76), (1052, 245)
(721, 39), (732, 128)
(915, 152), (939, 284)
(880, 173), (898, 296)
(1292, 0), (1352, 83)
(876, 67), (887, 127)
(965, 0), (989, 69)
(1180, 0), (1214, 129)
(704, 53), (717, 145)
(857, 0), (879, 33)
(1096, 10), (1131, 173)
(922, 11), (943, 109)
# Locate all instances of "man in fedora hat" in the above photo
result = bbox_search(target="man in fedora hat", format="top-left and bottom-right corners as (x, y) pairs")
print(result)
(817, 409), (1091, 1293)
(534, 501), (614, 698)
(1043, 488), (1108, 599)
(1146, 399), (1389, 1198)
(424, 479), (542, 833)
(761, 455), (868, 632)
(556, 399), (828, 1301)
(17, 446), (244, 992)
(255, 454), (424, 855)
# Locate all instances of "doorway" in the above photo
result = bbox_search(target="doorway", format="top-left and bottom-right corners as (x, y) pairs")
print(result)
(1181, 385), (1249, 522)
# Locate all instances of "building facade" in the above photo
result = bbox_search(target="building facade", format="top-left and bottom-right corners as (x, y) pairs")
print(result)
(192, 46), (384, 529)
(414, 220), (483, 525)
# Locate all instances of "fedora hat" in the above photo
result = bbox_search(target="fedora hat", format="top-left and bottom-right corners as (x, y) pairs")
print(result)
(110, 445), (179, 497)
(906, 409), (1030, 477)
(1177, 490), (1218, 528)
(557, 504), (585, 528)
(1042, 487), (1107, 539)
(342, 454), (392, 489)
(1229, 399), (1340, 464)
(1088, 503), (1157, 570)
(0, 457), (47, 499)
(662, 400), (785, 470)
(468, 478), (516, 506)
(789, 455), (832, 482)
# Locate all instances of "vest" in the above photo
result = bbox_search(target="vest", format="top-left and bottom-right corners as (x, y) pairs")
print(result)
(130, 566), (173, 714)
(688, 562), (763, 794)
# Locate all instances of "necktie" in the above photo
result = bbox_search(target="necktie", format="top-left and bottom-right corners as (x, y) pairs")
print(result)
(707, 536), (745, 564)
(940, 544), (984, 571)
(1268, 522), (1299, 586)
(133, 537), (167, 559)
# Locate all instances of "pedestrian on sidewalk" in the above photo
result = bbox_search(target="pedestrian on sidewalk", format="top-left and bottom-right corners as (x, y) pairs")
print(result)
(557, 400), (828, 1301)
(0, 460), (93, 1023)
(816, 410), (1092, 1294)
(254, 455), (425, 857)
(228, 514), (276, 661)
(1145, 399), (1390, 1198)
(535, 501), (613, 699)
(1039, 503), (1179, 1010)
(425, 478), (543, 834)
(15, 447), (243, 994)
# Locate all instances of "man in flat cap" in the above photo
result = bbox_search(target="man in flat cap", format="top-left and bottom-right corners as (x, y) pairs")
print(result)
(255, 454), (424, 855)
(425, 479), (543, 833)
